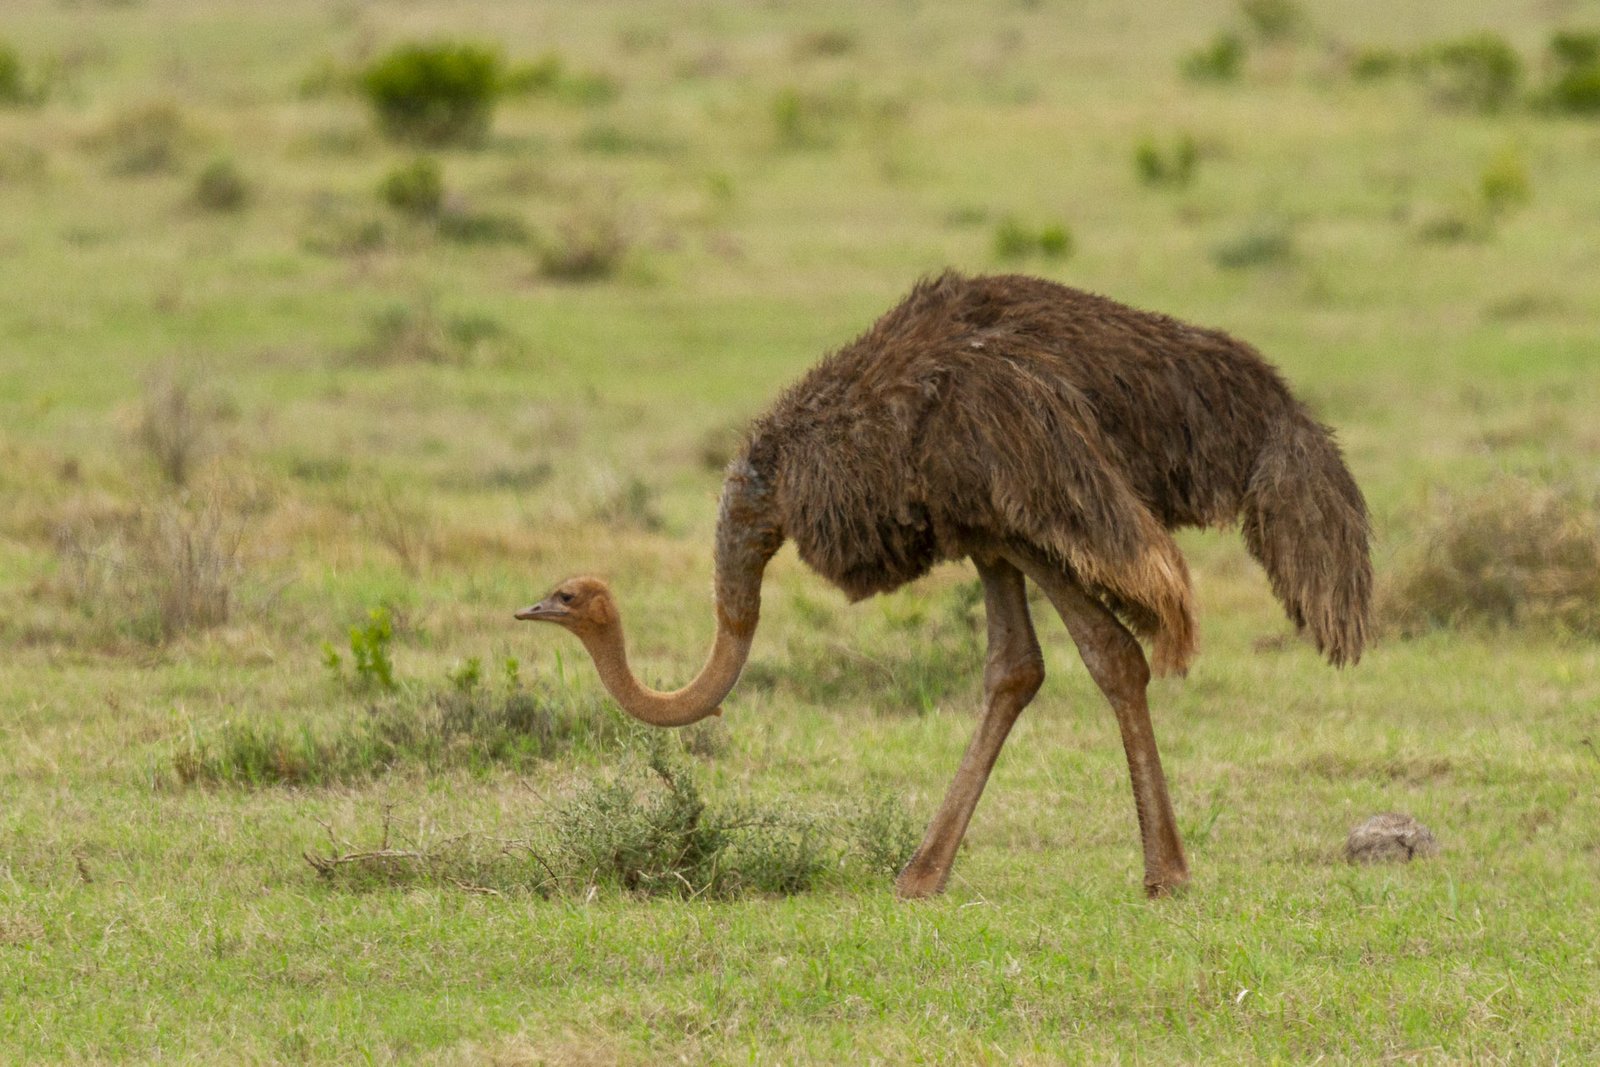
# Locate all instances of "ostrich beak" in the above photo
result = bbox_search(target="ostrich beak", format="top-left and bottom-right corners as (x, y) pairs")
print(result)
(514, 598), (567, 622)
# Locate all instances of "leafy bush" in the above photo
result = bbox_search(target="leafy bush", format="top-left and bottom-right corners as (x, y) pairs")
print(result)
(92, 101), (189, 175)
(378, 156), (444, 217)
(1239, 0), (1306, 44)
(360, 42), (502, 146)
(323, 608), (398, 692)
(1421, 33), (1522, 113)
(0, 41), (26, 105)
(1480, 148), (1531, 216)
(1134, 134), (1199, 188)
(192, 158), (249, 212)
(436, 208), (528, 245)
(501, 53), (618, 104)
(793, 28), (857, 59)
(1382, 479), (1600, 637)
(1540, 29), (1600, 114)
(770, 85), (860, 149)
(1348, 47), (1411, 81)
(1182, 33), (1247, 82)
(550, 740), (912, 899)
(1211, 218), (1295, 268)
(992, 216), (1074, 261)
(1549, 29), (1600, 68)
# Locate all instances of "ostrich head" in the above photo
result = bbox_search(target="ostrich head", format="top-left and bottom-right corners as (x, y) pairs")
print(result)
(514, 576), (617, 638)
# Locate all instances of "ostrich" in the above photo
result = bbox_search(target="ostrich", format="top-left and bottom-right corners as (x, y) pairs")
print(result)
(517, 271), (1371, 899)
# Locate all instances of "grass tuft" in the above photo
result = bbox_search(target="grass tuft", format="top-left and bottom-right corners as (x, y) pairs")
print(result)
(378, 156), (444, 218)
(535, 202), (630, 281)
(1382, 478), (1600, 637)
(171, 678), (628, 788)
(1420, 34), (1522, 114)
(992, 216), (1073, 262)
(1211, 218), (1295, 269)
(551, 738), (912, 899)
(191, 157), (249, 212)
(1134, 133), (1199, 188)
(1182, 33), (1246, 83)
(90, 100), (190, 175)
(134, 369), (225, 487)
(54, 496), (247, 644)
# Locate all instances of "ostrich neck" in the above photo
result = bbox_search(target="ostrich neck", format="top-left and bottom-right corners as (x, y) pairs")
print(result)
(581, 456), (781, 728)
(577, 620), (753, 727)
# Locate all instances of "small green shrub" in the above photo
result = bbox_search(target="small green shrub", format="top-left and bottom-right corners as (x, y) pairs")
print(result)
(793, 28), (857, 59)
(1549, 29), (1600, 68)
(770, 85), (855, 149)
(1240, 0), (1306, 44)
(1540, 30), (1600, 114)
(1182, 33), (1247, 82)
(436, 209), (528, 245)
(501, 54), (617, 104)
(1480, 148), (1531, 216)
(1348, 47), (1411, 81)
(1211, 219), (1295, 269)
(1421, 33), (1522, 113)
(575, 121), (678, 156)
(553, 740), (833, 899)
(93, 101), (189, 175)
(323, 607), (399, 692)
(192, 158), (249, 212)
(0, 41), (27, 105)
(1134, 134), (1199, 188)
(1415, 205), (1490, 244)
(378, 156), (444, 217)
(1545, 63), (1600, 113)
(360, 42), (502, 146)
(993, 216), (1074, 261)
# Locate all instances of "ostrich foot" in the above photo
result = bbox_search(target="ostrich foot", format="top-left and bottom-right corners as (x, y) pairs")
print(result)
(893, 857), (950, 900)
(1144, 865), (1191, 898)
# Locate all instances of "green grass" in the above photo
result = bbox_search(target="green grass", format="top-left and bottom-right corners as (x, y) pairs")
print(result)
(3, 0), (1600, 1061)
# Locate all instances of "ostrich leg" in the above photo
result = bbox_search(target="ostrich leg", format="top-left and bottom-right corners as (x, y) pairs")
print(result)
(1014, 556), (1190, 896)
(896, 557), (1045, 899)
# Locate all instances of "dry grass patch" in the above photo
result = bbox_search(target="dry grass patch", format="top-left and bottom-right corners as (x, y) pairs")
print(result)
(52, 495), (250, 644)
(1381, 478), (1600, 636)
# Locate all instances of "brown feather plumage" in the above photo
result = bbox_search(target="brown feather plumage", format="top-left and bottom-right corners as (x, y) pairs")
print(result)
(735, 270), (1372, 672)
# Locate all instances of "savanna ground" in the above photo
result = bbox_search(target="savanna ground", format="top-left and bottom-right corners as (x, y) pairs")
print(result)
(3, 0), (1600, 1062)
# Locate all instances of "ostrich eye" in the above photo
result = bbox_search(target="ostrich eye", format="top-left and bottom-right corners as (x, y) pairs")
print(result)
(558, 592), (574, 605)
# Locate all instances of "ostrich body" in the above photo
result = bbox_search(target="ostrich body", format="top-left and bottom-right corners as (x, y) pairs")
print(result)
(519, 271), (1371, 898)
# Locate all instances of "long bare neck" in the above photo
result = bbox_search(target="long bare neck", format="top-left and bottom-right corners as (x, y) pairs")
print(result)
(576, 618), (754, 727)
(580, 458), (781, 728)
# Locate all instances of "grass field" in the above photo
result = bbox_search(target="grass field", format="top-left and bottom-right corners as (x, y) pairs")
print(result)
(3, 0), (1600, 1062)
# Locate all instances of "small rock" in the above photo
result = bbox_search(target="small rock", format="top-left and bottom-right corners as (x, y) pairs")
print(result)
(1344, 812), (1440, 864)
